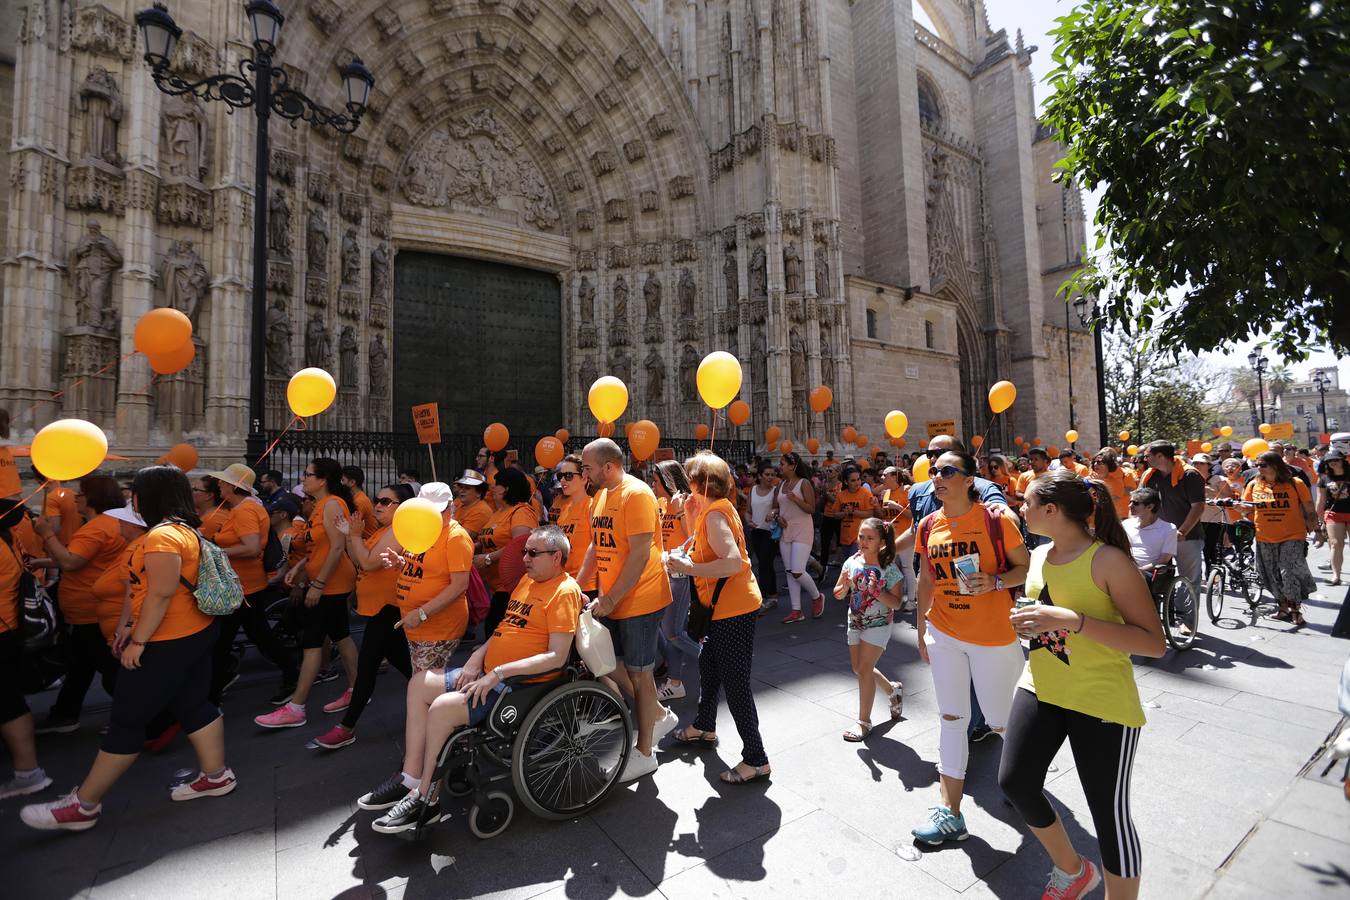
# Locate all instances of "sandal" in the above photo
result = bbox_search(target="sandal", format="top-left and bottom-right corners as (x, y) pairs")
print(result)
(671, 727), (719, 747)
(1291, 608), (1306, 628)
(843, 720), (872, 742)
(888, 683), (904, 721)
(720, 763), (771, 785)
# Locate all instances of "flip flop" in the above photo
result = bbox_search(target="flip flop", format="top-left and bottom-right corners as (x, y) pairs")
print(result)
(671, 727), (719, 747)
(843, 721), (872, 742)
(888, 684), (904, 721)
(720, 764), (771, 785)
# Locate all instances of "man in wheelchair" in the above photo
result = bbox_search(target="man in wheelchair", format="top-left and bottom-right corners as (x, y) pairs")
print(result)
(1123, 488), (1181, 599)
(358, 525), (582, 835)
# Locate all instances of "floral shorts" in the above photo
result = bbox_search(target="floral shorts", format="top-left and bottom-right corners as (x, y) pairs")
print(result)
(408, 638), (460, 672)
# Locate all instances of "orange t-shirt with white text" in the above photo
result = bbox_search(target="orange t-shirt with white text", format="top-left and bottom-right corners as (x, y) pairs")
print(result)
(355, 525), (401, 616)
(555, 496), (597, 591)
(61, 514), (128, 624)
(1243, 478), (1311, 544)
(215, 499), (270, 595)
(485, 572), (581, 681)
(396, 517), (474, 642)
(588, 473), (672, 619)
(454, 498), (494, 539)
(917, 504), (1023, 646)
(829, 487), (877, 545)
(129, 523), (212, 641)
(658, 496), (690, 552)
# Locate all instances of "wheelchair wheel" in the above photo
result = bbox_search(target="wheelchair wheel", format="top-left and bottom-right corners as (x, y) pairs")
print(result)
(511, 681), (632, 822)
(1205, 569), (1225, 624)
(1163, 577), (1199, 650)
(468, 791), (514, 840)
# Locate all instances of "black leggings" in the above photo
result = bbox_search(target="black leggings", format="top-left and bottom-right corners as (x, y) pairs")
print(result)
(998, 688), (1142, 878)
(103, 622), (220, 755)
(1202, 522), (1225, 569)
(0, 629), (29, 724)
(210, 589), (298, 701)
(691, 611), (767, 767)
(342, 604), (412, 729)
(747, 528), (779, 596)
(52, 622), (116, 721)
(299, 593), (352, 649)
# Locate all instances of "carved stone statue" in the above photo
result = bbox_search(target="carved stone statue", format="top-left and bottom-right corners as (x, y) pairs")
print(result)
(577, 275), (595, 323)
(157, 239), (209, 325)
(751, 330), (768, 392)
(369, 332), (389, 395)
(749, 245), (767, 297)
(370, 243), (391, 300)
(611, 345), (633, 386)
(265, 297), (292, 376)
(161, 93), (208, 180)
(783, 242), (802, 294)
(339, 325), (359, 389)
(267, 190), (291, 258)
(679, 345), (699, 401)
(820, 353), (835, 392)
(723, 253), (739, 302)
(341, 227), (360, 287)
(790, 329), (807, 388)
(644, 349), (665, 404)
(643, 272), (662, 319)
(78, 67), (122, 165)
(304, 313), (332, 368)
(578, 357), (598, 399)
(612, 275), (628, 321)
(68, 220), (122, 332)
(307, 207), (328, 275)
(678, 268), (697, 318)
(814, 250), (831, 299)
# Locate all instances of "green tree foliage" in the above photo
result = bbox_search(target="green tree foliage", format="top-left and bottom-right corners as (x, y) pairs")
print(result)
(1102, 329), (1221, 444)
(1043, 0), (1350, 359)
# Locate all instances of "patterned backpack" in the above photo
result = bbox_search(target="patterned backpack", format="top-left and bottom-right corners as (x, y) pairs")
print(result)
(170, 526), (245, 616)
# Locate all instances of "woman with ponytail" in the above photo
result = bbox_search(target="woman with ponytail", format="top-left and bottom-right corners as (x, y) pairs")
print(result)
(998, 471), (1165, 900)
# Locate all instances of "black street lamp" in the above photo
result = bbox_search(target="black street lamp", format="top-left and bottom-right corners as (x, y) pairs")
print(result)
(135, 1), (374, 462)
(1312, 369), (1331, 434)
(1247, 349), (1269, 426)
(1071, 295), (1106, 447)
(1064, 301), (1076, 435)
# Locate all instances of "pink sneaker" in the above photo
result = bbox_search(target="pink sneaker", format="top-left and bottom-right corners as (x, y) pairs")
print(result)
(20, 790), (101, 831)
(322, 688), (353, 714)
(255, 704), (306, 729)
(170, 768), (237, 801)
(782, 610), (806, 624)
(1043, 858), (1101, 900)
(313, 724), (356, 750)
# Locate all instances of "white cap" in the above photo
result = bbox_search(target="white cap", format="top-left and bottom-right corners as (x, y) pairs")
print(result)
(105, 505), (146, 528)
(419, 482), (453, 512)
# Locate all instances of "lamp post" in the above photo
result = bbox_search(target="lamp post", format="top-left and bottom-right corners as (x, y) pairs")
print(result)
(1071, 294), (1105, 448)
(1247, 350), (1269, 427)
(1312, 369), (1330, 434)
(135, 1), (374, 462)
(1304, 413), (1314, 447)
(1064, 301), (1076, 435)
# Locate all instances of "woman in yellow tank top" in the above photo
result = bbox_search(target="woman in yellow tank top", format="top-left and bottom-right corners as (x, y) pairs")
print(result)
(1000, 470), (1165, 900)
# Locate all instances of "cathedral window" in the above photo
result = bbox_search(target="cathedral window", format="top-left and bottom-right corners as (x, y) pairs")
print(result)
(866, 309), (878, 339)
(917, 76), (942, 132)
(925, 319), (936, 349)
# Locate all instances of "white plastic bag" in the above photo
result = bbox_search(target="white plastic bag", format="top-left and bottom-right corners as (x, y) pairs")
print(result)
(576, 608), (616, 677)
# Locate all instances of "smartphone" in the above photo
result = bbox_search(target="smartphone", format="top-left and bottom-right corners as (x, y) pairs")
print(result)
(953, 554), (979, 594)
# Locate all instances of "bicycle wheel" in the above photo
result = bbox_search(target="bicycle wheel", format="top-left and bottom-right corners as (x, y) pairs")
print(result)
(1163, 578), (1199, 650)
(1205, 569), (1225, 624)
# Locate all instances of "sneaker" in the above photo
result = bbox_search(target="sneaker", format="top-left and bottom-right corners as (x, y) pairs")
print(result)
(314, 724), (356, 750)
(656, 679), (686, 702)
(781, 610), (806, 624)
(1043, 858), (1102, 900)
(34, 716), (79, 735)
(170, 768), (237, 801)
(372, 791), (441, 834)
(314, 666), (341, 685)
(618, 748), (658, 783)
(759, 597), (779, 611)
(358, 772), (411, 811)
(143, 722), (182, 753)
(20, 790), (101, 831)
(969, 723), (994, 743)
(810, 594), (826, 619)
(322, 688), (353, 714)
(254, 705), (306, 729)
(268, 682), (298, 706)
(0, 770), (53, 799)
(652, 706), (679, 743)
(911, 806), (968, 845)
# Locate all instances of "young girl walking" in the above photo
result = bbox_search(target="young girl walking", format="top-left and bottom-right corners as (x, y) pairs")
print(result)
(832, 517), (904, 741)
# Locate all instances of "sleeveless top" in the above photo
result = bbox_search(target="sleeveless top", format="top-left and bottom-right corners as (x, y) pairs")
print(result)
(777, 478), (814, 544)
(1019, 543), (1145, 728)
(748, 486), (776, 530)
(690, 498), (762, 620)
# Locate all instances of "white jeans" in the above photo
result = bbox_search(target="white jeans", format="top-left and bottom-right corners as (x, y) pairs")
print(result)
(779, 540), (820, 610)
(924, 623), (1024, 780)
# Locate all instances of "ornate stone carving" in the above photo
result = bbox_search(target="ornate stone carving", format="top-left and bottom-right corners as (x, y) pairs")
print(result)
(578, 357), (598, 400)
(156, 240), (209, 325)
(470, 67), (492, 93)
(570, 0), (597, 24)
(680, 345), (699, 401)
(669, 175), (694, 199)
(160, 94), (208, 180)
(268, 190), (291, 258)
(340, 192), (365, 224)
(340, 227), (361, 287)
(339, 326), (359, 388)
(577, 250), (597, 271)
(673, 239), (698, 262)
(566, 107), (592, 135)
(520, 104), (540, 124)
(534, 64), (559, 93)
(814, 219), (832, 244)
(71, 4), (131, 59)
(265, 297), (292, 376)
(370, 243), (391, 300)
(77, 67), (122, 165)
(783, 209), (801, 235)
(595, 87), (619, 112)
(542, 133), (564, 155)
(270, 148), (296, 183)
(68, 221), (122, 332)
(369, 301), (388, 329)
(576, 209), (595, 231)
(648, 112), (675, 139)
(20, 0), (48, 45)
(307, 207), (328, 275)
(612, 276), (629, 321)
(369, 209), (391, 239)
(604, 198), (629, 222)
(610, 345), (633, 385)
(747, 213), (765, 238)
(371, 164), (393, 192)
(640, 243), (662, 266)
(723, 253), (739, 303)
(400, 109), (559, 231)
(156, 180), (211, 227)
(640, 191), (659, 212)
(342, 135), (367, 164)
(307, 171), (331, 204)
(643, 273), (662, 319)
(564, 171), (584, 193)
(736, 124), (761, 157)
(65, 163), (124, 214)
(723, 227), (737, 250)
(645, 349), (665, 404)
(369, 333), (389, 395)
(624, 140), (646, 163)
(308, 0), (340, 35)
(306, 276), (328, 308)
(373, 7), (403, 41)
(267, 260), (292, 294)
(614, 48), (641, 81)
(559, 36), (585, 63)
(305, 313), (332, 368)
(678, 268), (697, 319)
(607, 244), (630, 268)
(815, 251), (831, 299)
(783, 242), (802, 294)
(386, 125), (409, 152)
(515, 0), (540, 24)
(749, 245), (767, 297)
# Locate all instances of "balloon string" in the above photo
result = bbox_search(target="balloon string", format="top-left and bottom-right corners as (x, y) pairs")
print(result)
(24, 350), (137, 418)
(253, 414), (302, 468)
(709, 409), (718, 450)
(13, 479), (52, 512)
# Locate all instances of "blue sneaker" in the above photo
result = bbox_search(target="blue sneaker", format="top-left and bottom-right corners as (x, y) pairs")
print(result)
(911, 806), (968, 845)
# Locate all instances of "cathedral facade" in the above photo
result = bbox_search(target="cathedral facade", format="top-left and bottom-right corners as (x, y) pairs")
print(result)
(0, 0), (1098, 458)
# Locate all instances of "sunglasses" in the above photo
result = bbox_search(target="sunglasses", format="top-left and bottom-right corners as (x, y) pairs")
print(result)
(1258, 463), (1273, 469)
(523, 548), (559, 558)
(558, 471), (581, 482)
(302, 470), (317, 478)
(373, 497), (399, 507)
(930, 465), (965, 479)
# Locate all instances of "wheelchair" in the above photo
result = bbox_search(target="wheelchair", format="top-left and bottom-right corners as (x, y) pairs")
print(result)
(1147, 562), (1199, 651)
(413, 656), (633, 840)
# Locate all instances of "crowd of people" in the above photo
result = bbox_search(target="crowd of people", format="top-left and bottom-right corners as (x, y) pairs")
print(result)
(1, 429), (1344, 900)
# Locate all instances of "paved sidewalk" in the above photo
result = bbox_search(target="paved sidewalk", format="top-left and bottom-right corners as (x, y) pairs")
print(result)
(6, 545), (1348, 899)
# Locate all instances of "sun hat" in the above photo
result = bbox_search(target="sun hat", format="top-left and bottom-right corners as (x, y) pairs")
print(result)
(419, 482), (453, 512)
(209, 463), (257, 495)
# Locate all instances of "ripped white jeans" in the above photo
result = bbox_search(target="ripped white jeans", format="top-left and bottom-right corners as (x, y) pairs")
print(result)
(924, 623), (1024, 779)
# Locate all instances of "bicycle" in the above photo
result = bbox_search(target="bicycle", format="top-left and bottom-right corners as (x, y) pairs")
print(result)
(1205, 501), (1274, 625)
(1146, 562), (1199, 651)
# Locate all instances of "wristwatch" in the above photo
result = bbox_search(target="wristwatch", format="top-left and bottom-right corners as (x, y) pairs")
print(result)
(994, 575), (1005, 592)
(417, 607), (428, 623)
(492, 665), (505, 680)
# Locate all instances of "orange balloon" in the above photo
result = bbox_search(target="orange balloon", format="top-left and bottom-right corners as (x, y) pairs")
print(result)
(971, 435), (985, 449)
(483, 422), (509, 452)
(555, 428), (570, 444)
(629, 419), (660, 461)
(809, 386), (833, 414)
(919, 438), (929, 449)
(597, 421), (615, 438)
(855, 434), (868, 449)
(728, 400), (751, 427)
(133, 308), (192, 356)
(162, 442), (198, 471)
(1015, 435), (1026, 446)
(779, 440), (793, 455)
(806, 437), (820, 454)
(146, 340), (196, 375)
(896, 437), (906, 449)
(1032, 437), (1042, 446)
(765, 425), (782, 446)
(625, 422), (635, 440)
(1210, 427), (1221, 437)
(841, 426), (858, 444)
(695, 423), (710, 440)
(535, 436), (564, 468)
(871, 446), (882, 458)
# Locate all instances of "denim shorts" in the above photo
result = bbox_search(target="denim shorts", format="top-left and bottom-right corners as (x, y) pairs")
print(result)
(445, 666), (511, 727)
(601, 607), (664, 672)
(846, 623), (893, 649)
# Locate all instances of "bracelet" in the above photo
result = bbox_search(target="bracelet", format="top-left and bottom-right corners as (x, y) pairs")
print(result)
(1074, 612), (1086, 634)
(130, 638), (146, 647)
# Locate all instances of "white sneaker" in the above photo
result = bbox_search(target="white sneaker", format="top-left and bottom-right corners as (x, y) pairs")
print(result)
(656, 679), (686, 702)
(619, 748), (658, 783)
(652, 706), (679, 743)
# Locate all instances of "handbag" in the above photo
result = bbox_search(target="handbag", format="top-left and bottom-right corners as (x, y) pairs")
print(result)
(168, 526), (244, 616)
(686, 576), (729, 643)
(576, 608), (616, 677)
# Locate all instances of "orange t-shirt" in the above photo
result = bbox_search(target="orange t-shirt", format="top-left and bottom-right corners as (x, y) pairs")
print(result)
(689, 498), (762, 620)
(1243, 478), (1312, 544)
(483, 502), (536, 591)
(355, 525), (401, 616)
(215, 499), (270, 595)
(200, 505), (228, 540)
(1100, 469), (1132, 520)
(485, 571), (581, 680)
(305, 494), (357, 594)
(658, 496), (690, 552)
(61, 514), (128, 624)
(288, 516), (311, 565)
(129, 523), (212, 641)
(92, 537), (141, 644)
(917, 504), (1023, 646)
(588, 473), (672, 619)
(0, 537), (23, 633)
(882, 486), (912, 534)
(555, 495), (597, 591)
(454, 498), (493, 539)
(549, 493), (565, 523)
(44, 487), (80, 547)
(353, 490), (378, 540)
(396, 517), (474, 642)
(1225, 475), (1247, 523)
(829, 487), (877, 545)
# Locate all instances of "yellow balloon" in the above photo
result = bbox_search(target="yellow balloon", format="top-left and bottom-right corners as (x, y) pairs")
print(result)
(1258, 423), (1272, 435)
(1126, 445), (1140, 456)
(31, 419), (108, 481)
(1220, 425), (1233, 437)
(588, 376), (629, 423)
(1201, 441), (1213, 452)
(1065, 429), (1079, 444)
(391, 498), (444, 555)
(988, 381), (1017, 414)
(912, 456), (931, 483)
(696, 351), (743, 409)
(1242, 438), (1270, 460)
(287, 367), (337, 417)
(884, 410), (908, 439)
(1118, 431), (1130, 442)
